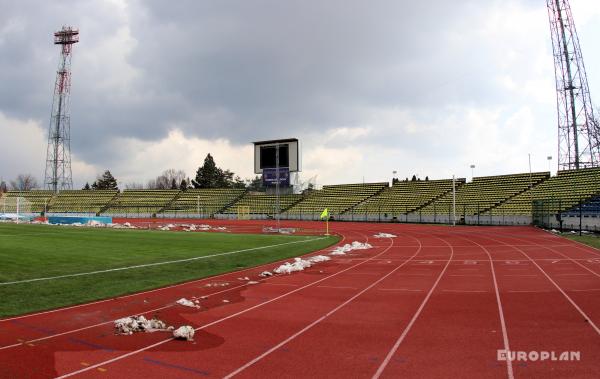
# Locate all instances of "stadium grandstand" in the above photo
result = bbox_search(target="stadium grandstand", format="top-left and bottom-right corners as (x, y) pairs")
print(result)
(6, 169), (600, 229)
(419, 172), (550, 217)
(2, 190), (54, 213)
(102, 190), (180, 217)
(494, 167), (600, 216)
(46, 190), (118, 215)
(284, 182), (388, 219)
(221, 193), (304, 217)
(350, 178), (462, 219)
(162, 188), (246, 217)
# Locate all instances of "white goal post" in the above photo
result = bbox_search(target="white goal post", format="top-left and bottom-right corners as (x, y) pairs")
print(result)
(0, 196), (33, 223)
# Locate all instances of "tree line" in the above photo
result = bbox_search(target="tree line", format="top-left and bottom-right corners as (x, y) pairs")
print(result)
(0, 153), (263, 193)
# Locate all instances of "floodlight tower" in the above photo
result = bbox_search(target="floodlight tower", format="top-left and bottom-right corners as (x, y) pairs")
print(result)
(44, 26), (79, 192)
(547, 0), (600, 170)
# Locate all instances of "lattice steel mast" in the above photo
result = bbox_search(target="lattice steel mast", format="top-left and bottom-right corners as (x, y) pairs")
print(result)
(547, 0), (600, 170)
(44, 26), (79, 192)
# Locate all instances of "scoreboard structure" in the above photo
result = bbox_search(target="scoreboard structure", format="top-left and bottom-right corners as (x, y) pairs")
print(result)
(253, 138), (300, 190)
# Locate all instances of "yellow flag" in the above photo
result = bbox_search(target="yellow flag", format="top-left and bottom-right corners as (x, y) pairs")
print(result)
(320, 208), (329, 219)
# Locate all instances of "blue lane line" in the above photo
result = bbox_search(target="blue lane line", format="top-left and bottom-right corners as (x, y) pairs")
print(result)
(143, 357), (209, 376)
(68, 337), (114, 352)
(9, 319), (56, 335)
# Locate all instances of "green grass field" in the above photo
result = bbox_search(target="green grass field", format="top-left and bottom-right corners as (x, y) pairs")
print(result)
(0, 223), (339, 317)
(564, 234), (600, 249)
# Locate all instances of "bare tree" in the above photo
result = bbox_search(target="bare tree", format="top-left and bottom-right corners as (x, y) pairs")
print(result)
(148, 169), (187, 190)
(125, 182), (144, 190)
(10, 174), (39, 191)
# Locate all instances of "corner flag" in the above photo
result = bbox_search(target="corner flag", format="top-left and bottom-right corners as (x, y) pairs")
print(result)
(320, 208), (329, 219)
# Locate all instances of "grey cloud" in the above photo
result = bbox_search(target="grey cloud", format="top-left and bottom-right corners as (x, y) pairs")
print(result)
(0, 0), (565, 177)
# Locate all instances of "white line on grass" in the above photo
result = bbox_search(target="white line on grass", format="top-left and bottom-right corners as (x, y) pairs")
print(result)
(0, 237), (327, 286)
(54, 232), (395, 379)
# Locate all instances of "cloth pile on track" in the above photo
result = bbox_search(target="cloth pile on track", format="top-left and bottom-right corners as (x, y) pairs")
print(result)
(159, 224), (176, 231)
(180, 224), (227, 232)
(176, 298), (200, 309)
(329, 241), (373, 255)
(114, 316), (173, 335)
(373, 232), (397, 238)
(259, 271), (273, 277)
(173, 326), (195, 341)
(108, 222), (136, 229)
(273, 255), (331, 274)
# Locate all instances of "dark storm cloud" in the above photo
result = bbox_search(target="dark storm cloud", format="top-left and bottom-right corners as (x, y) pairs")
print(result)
(0, 0), (545, 169)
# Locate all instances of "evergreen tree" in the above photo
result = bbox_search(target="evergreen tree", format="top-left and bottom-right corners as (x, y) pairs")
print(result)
(232, 176), (246, 189)
(83, 182), (91, 190)
(192, 154), (238, 188)
(411, 174), (417, 181)
(193, 154), (220, 188)
(247, 176), (263, 191)
(179, 179), (188, 191)
(92, 170), (118, 190)
(425, 176), (429, 181)
(171, 178), (177, 189)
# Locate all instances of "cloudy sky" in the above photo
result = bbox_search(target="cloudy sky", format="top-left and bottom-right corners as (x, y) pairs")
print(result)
(1, 0), (599, 188)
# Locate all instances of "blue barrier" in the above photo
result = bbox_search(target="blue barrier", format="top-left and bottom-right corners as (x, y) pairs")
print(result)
(48, 216), (113, 225)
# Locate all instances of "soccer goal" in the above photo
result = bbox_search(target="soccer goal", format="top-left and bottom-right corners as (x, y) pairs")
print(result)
(237, 206), (250, 220)
(0, 196), (33, 223)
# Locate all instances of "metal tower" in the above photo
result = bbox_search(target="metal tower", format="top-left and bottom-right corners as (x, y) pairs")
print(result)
(44, 26), (79, 192)
(547, 0), (600, 170)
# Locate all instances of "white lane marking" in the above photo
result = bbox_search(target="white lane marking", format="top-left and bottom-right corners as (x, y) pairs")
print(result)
(0, 232), (349, 322)
(372, 238), (454, 379)
(223, 236), (421, 379)
(0, 275), (274, 351)
(449, 235), (514, 379)
(54, 233), (393, 378)
(0, 237), (326, 286)
(479, 234), (600, 337)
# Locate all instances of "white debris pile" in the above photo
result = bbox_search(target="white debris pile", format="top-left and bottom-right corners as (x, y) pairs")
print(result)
(237, 276), (250, 281)
(273, 255), (331, 275)
(88, 220), (105, 227)
(108, 222), (136, 229)
(159, 223), (176, 231)
(373, 232), (397, 238)
(114, 316), (173, 335)
(273, 258), (313, 274)
(181, 224), (226, 232)
(205, 282), (230, 287)
(307, 255), (331, 263)
(259, 271), (273, 277)
(173, 325), (195, 341)
(176, 298), (200, 309)
(329, 241), (373, 256)
(263, 226), (296, 234)
(247, 281), (259, 284)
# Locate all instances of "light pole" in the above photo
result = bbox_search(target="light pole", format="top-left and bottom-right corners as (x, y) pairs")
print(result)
(528, 153), (533, 189)
(470, 165), (475, 181)
(547, 156), (552, 173)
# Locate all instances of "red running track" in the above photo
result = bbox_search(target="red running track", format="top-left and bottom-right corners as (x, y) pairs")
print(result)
(1, 221), (599, 378)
